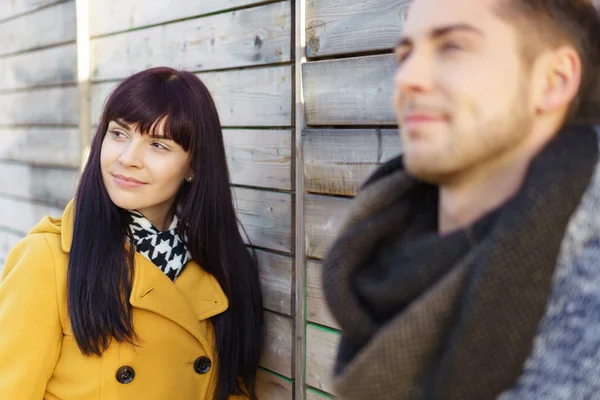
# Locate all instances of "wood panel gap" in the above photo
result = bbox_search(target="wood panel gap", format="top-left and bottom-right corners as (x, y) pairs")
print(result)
(89, 0), (287, 40)
(307, 322), (341, 336)
(306, 48), (394, 62)
(0, 40), (76, 59)
(0, 191), (67, 209)
(232, 183), (293, 195)
(0, 225), (28, 238)
(0, 0), (71, 25)
(258, 366), (296, 383)
(0, 82), (77, 95)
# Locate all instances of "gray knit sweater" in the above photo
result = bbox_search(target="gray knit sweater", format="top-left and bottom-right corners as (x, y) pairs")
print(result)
(501, 127), (600, 399)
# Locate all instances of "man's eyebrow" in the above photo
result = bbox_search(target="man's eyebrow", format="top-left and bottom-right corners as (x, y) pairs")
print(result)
(396, 23), (483, 47)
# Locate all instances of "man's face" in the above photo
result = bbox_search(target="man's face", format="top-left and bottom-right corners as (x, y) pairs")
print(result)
(393, 0), (535, 183)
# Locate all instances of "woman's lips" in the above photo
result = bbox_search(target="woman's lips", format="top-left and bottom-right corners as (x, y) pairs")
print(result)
(113, 174), (146, 189)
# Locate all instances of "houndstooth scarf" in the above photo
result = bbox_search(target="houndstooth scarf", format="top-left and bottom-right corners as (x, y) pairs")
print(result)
(322, 124), (599, 400)
(128, 211), (191, 281)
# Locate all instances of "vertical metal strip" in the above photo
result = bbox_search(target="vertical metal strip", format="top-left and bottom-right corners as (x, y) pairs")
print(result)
(75, 0), (91, 172)
(294, 0), (307, 398)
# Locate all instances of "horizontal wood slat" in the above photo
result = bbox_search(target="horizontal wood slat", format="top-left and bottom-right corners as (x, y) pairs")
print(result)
(0, 44), (76, 91)
(260, 311), (294, 378)
(0, 127), (80, 167)
(306, 325), (340, 395)
(224, 129), (292, 190)
(305, 194), (351, 259)
(0, 162), (77, 207)
(303, 54), (396, 126)
(256, 369), (293, 400)
(90, 1), (290, 81)
(0, 229), (24, 264)
(303, 129), (401, 196)
(0, 195), (63, 235)
(307, 389), (337, 400)
(0, 1), (76, 56)
(256, 249), (293, 316)
(306, 0), (409, 58)
(89, 0), (272, 37)
(0, 86), (78, 126)
(0, 0), (65, 22)
(234, 187), (292, 253)
(91, 67), (292, 127)
(306, 261), (338, 329)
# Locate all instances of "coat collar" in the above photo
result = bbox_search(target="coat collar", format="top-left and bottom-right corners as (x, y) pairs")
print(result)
(60, 200), (229, 345)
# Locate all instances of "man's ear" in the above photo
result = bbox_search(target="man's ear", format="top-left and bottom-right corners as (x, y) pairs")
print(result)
(535, 45), (582, 114)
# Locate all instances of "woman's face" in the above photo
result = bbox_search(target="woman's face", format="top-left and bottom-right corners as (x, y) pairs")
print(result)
(100, 118), (192, 228)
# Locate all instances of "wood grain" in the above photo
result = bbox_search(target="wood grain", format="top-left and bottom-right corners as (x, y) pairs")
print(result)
(306, 261), (338, 329)
(0, 1), (75, 56)
(224, 129), (292, 191)
(260, 311), (294, 378)
(256, 369), (293, 400)
(303, 128), (401, 196)
(0, 44), (76, 91)
(302, 54), (396, 125)
(0, 86), (78, 126)
(0, 127), (80, 167)
(305, 194), (351, 259)
(0, 162), (77, 207)
(90, 1), (290, 81)
(306, 0), (410, 57)
(89, 0), (272, 37)
(234, 187), (292, 254)
(91, 67), (292, 127)
(307, 388), (337, 400)
(306, 325), (340, 395)
(0, 195), (63, 235)
(0, 0), (65, 22)
(256, 249), (293, 316)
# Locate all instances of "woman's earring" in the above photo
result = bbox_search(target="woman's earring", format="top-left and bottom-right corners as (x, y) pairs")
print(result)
(186, 176), (193, 182)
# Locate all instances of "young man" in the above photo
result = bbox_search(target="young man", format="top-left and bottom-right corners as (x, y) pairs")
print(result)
(322, 0), (600, 399)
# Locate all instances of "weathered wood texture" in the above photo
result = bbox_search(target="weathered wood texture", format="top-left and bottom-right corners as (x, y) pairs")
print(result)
(0, 162), (77, 207)
(306, 0), (409, 58)
(260, 311), (294, 378)
(224, 129), (292, 190)
(91, 67), (292, 127)
(0, 230), (23, 264)
(303, 54), (396, 125)
(0, 1), (75, 56)
(90, 2), (290, 81)
(256, 369), (293, 400)
(306, 325), (340, 395)
(0, 86), (78, 126)
(306, 261), (338, 329)
(305, 194), (351, 259)
(0, 195), (63, 235)
(256, 250), (293, 316)
(0, 0), (65, 22)
(0, 127), (80, 167)
(0, 44), (76, 91)
(89, 0), (272, 37)
(234, 187), (292, 253)
(303, 129), (401, 196)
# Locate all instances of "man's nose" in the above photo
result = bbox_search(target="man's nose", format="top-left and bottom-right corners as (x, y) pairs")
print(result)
(393, 49), (435, 94)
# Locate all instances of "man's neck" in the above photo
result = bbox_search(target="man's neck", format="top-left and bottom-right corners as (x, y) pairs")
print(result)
(438, 121), (563, 235)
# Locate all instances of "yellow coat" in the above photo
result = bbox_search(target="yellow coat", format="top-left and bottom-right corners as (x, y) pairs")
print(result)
(0, 201), (246, 399)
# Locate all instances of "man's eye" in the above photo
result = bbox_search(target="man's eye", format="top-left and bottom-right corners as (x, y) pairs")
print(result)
(441, 41), (463, 52)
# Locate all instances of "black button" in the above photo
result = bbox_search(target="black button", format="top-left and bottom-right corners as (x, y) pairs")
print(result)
(194, 356), (211, 374)
(116, 366), (135, 384)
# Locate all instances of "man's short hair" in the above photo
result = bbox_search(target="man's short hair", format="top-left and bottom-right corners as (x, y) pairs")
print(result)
(496, 0), (600, 121)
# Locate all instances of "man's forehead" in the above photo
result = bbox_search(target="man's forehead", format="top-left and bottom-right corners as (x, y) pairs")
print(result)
(402, 0), (500, 37)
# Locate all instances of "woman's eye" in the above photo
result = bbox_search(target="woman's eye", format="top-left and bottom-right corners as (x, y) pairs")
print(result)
(110, 130), (127, 139)
(151, 142), (169, 151)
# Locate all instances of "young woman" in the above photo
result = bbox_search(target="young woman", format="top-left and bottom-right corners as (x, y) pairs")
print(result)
(0, 67), (263, 399)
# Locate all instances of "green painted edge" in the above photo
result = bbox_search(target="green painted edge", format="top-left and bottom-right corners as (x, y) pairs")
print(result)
(307, 322), (341, 336)
(258, 366), (294, 383)
(306, 386), (334, 399)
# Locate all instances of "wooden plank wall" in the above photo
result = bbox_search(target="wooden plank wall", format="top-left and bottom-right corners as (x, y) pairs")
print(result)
(85, 0), (296, 396)
(302, 0), (407, 397)
(0, 0), (78, 267)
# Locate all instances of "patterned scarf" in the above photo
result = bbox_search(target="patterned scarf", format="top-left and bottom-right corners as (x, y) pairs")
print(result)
(128, 211), (191, 281)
